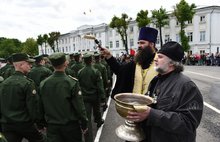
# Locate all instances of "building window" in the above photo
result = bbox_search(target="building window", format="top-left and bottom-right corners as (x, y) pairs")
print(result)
(130, 39), (134, 47)
(109, 41), (113, 48)
(200, 31), (206, 42)
(165, 35), (170, 43)
(115, 31), (119, 36)
(187, 20), (192, 24)
(187, 32), (193, 42)
(156, 37), (159, 44)
(200, 50), (205, 54)
(109, 30), (113, 37)
(188, 50), (192, 55)
(116, 41), (119, 48)
(130, 27), (134, 33)
(176, 34), (180, 42)
(176, 21), (179, 26)
(200, 16), (206, 22)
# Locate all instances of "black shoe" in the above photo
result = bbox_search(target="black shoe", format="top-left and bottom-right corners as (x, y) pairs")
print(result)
(102, 104), (108, 112)
(97, 119), (104, 128)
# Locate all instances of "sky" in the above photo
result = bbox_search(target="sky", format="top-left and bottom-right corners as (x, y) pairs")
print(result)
(0, 0), (220, 42)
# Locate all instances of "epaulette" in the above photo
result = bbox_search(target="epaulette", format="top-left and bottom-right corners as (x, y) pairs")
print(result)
(68, 75), (78, 81)
(25, 76), (34, 82)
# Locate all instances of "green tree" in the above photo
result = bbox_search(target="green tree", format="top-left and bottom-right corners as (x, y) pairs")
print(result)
(22, 38), (38, 56)
(0, 38), (22, 58)
(48, 31), (60, 52)
(43, 34), (48, 54)
(37, 35), (44, 54)
(173, 0), (196, 51)
(136, 10), (151, 29)
(109, 13), (132, 54)
(151, 7), (169, 47)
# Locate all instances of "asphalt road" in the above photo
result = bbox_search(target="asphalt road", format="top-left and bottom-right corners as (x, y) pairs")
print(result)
(95, 66), (220, 142)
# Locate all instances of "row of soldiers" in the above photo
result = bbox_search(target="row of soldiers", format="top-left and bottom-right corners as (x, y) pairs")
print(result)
(0, 52), (113, 142)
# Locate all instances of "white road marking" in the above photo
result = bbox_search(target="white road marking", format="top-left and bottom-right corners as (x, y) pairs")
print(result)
(185, 71), (220, 80)
(94, 75), (116, 142)
(186, 71), (220, 114)
(94, 95), (112, 142)
(204, 102), (220, 114)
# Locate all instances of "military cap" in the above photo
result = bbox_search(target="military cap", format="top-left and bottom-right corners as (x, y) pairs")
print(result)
(12, 53), (35, 63)
(0, 58), (5, 62)
(73, 53), (81, 57)
(69, 53), (75, 57)
(83, 53), (92, 59)
(49, 52), (66, 67)
(42, 54), (49, 57)
(93, 52), (100, 57)
(6, 56), (13, 63)
(83, 54), (92, 63)
(33, 55), (43, 63)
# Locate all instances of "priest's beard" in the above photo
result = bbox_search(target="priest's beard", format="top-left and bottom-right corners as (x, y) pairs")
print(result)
(134, 46), (155, 69)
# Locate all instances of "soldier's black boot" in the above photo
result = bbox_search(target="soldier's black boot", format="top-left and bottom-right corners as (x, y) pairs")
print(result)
(97, 119), (104, 128)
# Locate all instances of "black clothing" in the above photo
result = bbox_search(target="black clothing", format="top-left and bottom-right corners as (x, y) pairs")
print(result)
(143, 72), (203, 142)
(106, 57), (136, 98)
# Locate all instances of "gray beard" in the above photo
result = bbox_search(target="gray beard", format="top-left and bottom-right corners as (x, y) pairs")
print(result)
(155, 67), (166, 74)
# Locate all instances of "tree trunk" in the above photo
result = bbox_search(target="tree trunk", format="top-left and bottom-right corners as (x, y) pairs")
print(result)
(159, 26), (163, 48)
(125, 33), (128, 54)
(44, 42), (47, 54)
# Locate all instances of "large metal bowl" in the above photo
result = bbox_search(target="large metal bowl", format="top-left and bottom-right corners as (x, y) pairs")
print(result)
(114, 93), (154, 118)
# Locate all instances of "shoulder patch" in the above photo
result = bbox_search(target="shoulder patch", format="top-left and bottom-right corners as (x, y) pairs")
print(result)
(26, 76), (34, 82)
(68, 75), (78, 81)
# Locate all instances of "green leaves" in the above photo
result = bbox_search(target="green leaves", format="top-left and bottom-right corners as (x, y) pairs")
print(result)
(173, 0), (196, 52)
(109, 13), (131, 54)
(136, 10), (151, 29)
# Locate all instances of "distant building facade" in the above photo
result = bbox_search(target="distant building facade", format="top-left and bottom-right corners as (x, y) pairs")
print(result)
(39, 6), (220, 57)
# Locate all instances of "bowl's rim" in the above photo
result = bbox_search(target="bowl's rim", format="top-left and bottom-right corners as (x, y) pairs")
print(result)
(114, 93), (154, 106)
(115, 101), (134, 111)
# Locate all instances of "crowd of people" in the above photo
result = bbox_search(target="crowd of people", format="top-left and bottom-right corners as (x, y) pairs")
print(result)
(184, 53), (220, 66)
(0, 26), (204, 142)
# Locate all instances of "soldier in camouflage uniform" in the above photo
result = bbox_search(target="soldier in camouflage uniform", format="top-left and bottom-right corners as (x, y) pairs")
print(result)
(0, 53), (45, 142)
(39, 52), (88, 142)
